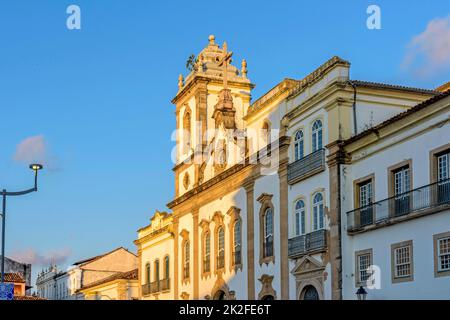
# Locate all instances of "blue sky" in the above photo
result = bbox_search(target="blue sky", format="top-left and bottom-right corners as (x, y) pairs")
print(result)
(0, 1), (449, 287)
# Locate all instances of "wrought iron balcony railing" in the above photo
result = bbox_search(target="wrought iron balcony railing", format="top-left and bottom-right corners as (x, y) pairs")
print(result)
(288, 149), (325, 184)
(141, 279), (171, 295)
(160, 278), (170, 292)
(347, 179), (450, 233)
(150, 280), (160, 293)
(288, 229), (327, 258)
(141, 283), (151, 295)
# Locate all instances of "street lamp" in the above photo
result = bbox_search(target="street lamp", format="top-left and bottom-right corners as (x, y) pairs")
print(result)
(356, 286), (368, 300)
(1, 164), (43, 284)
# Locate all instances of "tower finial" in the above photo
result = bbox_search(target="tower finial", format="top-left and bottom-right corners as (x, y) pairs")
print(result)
(178, 74), (184, 90)
(208, 35), (215, 45)
(241, 59), (247, 78)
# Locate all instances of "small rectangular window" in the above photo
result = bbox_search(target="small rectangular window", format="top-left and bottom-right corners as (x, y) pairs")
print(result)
(355, 249), (372, 287)
(391, 240), (414, 283)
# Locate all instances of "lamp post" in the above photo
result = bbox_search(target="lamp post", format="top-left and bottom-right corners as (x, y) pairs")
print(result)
(1, 164), (43, 284)
(356, 286), (368, 300)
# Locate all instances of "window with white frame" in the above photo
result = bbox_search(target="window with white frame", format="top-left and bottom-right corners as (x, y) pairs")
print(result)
(218, 227), (225, 258)
(394, 166), (410, 195)
(204, 232), (210, 272)
(438, 152), (449, 181)
(295, 200), (306, 236)
(359, 180), (373, 207)
(312, 193), (324, 231)
(294, 130), (304, 161)
(356, 250), (372, 285)
(312, 120), (323, 152)
(393, 244), (412, 279)
(264, 208), (274, 257)
(438, 236), (450, 272)
(184, 241), (190, 279)
(233, 220), (242, 265)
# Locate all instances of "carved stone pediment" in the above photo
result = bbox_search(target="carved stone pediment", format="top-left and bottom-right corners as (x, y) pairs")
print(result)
(291, 255), (325, 276)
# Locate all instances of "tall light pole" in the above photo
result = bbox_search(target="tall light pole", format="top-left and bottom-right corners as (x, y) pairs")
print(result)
(1, 163), (43, 284)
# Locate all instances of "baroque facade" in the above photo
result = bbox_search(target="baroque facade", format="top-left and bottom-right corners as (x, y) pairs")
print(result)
(134, 35), (450, 300)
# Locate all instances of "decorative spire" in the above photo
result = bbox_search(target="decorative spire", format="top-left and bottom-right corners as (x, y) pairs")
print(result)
(241, 59), (247, 79)
(178, 74), (184, 90)
(208, 35), (215, 45)
(198, 54), (204, 72)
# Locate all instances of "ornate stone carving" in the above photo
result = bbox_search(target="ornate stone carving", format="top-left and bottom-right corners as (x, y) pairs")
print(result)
(257, 274), (277, 300)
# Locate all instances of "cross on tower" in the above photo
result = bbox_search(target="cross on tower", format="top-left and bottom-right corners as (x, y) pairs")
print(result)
(217, 42), (233, 90)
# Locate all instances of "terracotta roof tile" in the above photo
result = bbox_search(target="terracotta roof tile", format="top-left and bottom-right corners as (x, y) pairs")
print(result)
(351, 80), (438, 95)
(343, 89), (450, 146)
(78, 269), (138, 292)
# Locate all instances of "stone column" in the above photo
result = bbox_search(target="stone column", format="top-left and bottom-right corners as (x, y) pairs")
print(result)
(137, 246), (142, 299)
(173, 216), (179, 300)
(193, 209), (199, 299)
(326, 140), (348, 300)
(244, 179), (255, 300)
(278, 136), (291, 300)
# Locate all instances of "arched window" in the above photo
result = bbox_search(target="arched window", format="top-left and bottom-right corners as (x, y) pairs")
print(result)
(145, 262), (151, 284)
(154, 259), (160, 282)
(233, 220), (242, 265)
(217, 227), (225, 269)
(264, 208), (274, 257)
(312, 120), (323, 152)
(183, 109), (191, 154)
(203, 232), (211, 273)
(294, 130), (304, 161)
(313, 193), (324, 230)
(184, 241), (190, 279)
(164, 256), (170, 280)
(295, 200), (306, 236)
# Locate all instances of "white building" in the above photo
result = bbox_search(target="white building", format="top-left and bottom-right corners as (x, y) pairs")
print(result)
(36, 247), (138, 300)
(340, 91), (450, 299)
(135, 35), (446, 300)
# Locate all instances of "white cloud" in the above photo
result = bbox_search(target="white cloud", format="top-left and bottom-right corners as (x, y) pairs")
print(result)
(13, 135), (59, 170)
(402, 14), (450, 77)
(10, 247), (72, 266)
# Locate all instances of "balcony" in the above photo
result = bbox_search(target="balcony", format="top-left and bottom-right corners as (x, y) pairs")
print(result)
(150, 280), (160, 293)
(160, 278), (170, 292)
(288, 229), (327, 258)
(347, 179), (450, 233)
(288, 149), (325, 184)
(141, 278), (171, 295)
(141, 283), (151, 295)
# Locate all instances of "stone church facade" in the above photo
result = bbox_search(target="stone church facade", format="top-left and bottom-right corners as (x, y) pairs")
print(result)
(135, 35), (447, 300)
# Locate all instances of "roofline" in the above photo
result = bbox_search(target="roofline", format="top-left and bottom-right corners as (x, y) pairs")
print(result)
(342, 89), (450, 146)
(351, 80), (438, 95)
(73, 247), (137, 266)
(77, 269), (138, 292)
